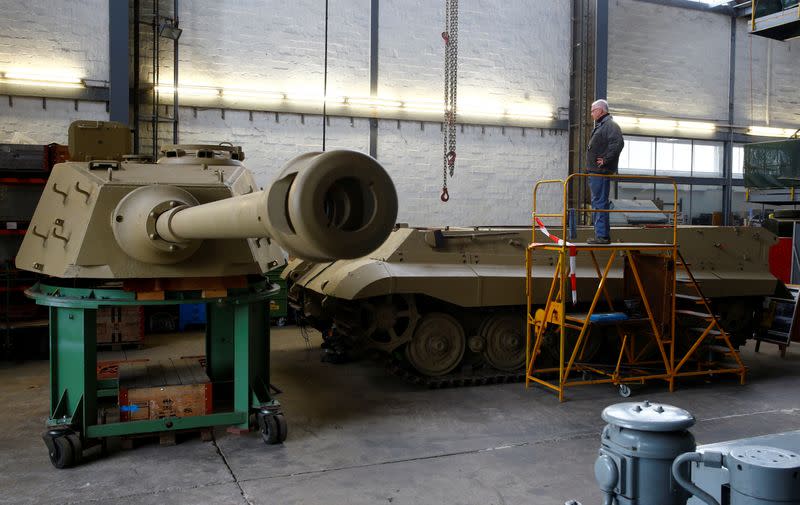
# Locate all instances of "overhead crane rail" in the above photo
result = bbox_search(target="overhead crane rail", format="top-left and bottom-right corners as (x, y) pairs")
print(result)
(750, 0), (800, 41)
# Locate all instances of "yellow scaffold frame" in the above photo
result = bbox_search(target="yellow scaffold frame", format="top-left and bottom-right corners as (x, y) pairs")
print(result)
(525, 173), (746, 401)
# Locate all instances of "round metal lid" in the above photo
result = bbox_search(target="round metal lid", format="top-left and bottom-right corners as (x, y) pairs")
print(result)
(728, 445), (800, 470)
(601, 401), (695, 432)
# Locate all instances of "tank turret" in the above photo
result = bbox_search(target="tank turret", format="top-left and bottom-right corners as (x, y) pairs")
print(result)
(16, 144), (398, 278)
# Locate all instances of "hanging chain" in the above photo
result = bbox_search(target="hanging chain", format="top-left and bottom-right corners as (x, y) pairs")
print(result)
(441, 0), (458, 202)
(448, 0), (458, 177)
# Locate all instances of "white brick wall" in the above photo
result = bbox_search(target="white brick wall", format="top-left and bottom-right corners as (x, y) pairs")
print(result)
(377, 121), (567, 226)
(610, 0), (800, 128)
(0, 0), (108, 81)
(0, 97), (108, 144)
(7, 0), (800, 227)
(176, 0), (370, 96)
(178, 109), (567, 226)
(379, 0), (571, 111)
(178, 109), (369, 183)
(0, 0), (110, 143)
(769, 39), (800, 127)
(608, 0), (731, 120)
(175, 0), (572, 226)
(733, 18), (800, 126)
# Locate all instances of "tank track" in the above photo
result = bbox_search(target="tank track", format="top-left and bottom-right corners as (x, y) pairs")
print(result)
(385, 355), (525, 389)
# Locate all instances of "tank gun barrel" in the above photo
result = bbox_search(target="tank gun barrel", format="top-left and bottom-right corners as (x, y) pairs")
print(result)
(155, 191), (267, 241)
(113, 150), (398, 265)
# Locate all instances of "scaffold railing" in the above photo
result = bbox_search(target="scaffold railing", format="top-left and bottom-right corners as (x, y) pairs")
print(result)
(525, 173), (745, 401)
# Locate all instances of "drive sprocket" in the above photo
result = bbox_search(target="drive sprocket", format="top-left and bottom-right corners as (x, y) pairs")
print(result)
(359, 294), (420, 352)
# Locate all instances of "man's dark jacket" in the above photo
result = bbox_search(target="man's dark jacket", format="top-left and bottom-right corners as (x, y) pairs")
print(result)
(587, 114), (624, 173)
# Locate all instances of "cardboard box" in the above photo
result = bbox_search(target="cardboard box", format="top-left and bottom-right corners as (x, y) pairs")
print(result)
(119, 358), (212, 422)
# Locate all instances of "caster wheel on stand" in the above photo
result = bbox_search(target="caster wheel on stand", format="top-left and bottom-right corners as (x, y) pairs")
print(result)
(618, 384), (632, 398)
(66, 433), (83, 465)
(43, 429), (79, 469)
(257, 411), (288, 445)
(275, 413), (287, 443)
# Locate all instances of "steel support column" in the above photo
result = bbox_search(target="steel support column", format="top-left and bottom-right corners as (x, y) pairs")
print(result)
(206, 304), (234, 383)
(172, 0), (180, 144)
(109, 0), (129, 125)
(133, 0), (140, 152)
(369, 0), (380, 158)
(595, 0), (609, 100)
(48, 306), (96, 438)
(722, 15), (737, 225)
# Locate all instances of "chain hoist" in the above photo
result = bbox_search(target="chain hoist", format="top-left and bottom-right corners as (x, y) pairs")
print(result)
(441, 0), (458, 202)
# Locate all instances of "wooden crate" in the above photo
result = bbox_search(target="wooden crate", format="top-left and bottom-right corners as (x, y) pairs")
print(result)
(119, 358), (212, 422)
(97, 306), (144, 346)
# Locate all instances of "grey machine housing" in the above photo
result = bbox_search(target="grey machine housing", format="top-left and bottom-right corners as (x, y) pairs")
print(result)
(589, 401), (800, 505)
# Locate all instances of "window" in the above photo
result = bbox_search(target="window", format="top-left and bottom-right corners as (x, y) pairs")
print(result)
(655, 184), (691, 223)
(619, 137), (655, 174)
(731, 186), (772, 225)
(692, 142), (723, 177)
(617, 182), (655, 201)
(690, 185), (723, 224)
(655, 139), (692, 176)
(618, 137), (724, 177)
(613, 183), (691, 223)
(616, 136), (728, 223)
(732, 145), (744, 179)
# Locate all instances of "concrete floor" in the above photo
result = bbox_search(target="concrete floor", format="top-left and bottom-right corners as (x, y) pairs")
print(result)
(1, 328), (800, 505)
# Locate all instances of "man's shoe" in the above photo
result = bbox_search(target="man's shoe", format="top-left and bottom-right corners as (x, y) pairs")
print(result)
(586, 236), (611, 245)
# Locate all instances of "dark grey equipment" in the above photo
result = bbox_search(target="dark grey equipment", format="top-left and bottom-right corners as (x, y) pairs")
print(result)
(674, 444), (800, 505)
(583, 403), (800, 505)
(594, 401), (697, 505)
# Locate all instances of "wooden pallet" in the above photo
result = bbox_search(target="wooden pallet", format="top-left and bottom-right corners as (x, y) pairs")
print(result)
(124, 276), (248, 301)
(97, 342), (145, 352)
(120, 427), (213, 449)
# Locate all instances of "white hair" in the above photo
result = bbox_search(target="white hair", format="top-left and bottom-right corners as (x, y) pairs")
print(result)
(591, 99), (609, 112)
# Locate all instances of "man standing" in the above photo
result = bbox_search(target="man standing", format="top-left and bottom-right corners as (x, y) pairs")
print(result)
(586, 99), (624, 244)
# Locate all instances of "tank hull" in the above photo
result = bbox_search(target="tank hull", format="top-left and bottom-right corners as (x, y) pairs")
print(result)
(284, 225), (780, 382)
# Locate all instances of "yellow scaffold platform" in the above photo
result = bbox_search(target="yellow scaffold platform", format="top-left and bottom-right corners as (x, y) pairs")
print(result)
(525, 174), (746, 401)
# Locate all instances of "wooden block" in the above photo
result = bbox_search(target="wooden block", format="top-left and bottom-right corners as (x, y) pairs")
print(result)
(125, 276), (247, 294)
(178, 355), (207, 369)
(97, 358), (149, 380)
(137, 291), (166, 301)
(159, 432), (176, 446)
(119, 358), (212, 422)
(202, 289), (228, 299)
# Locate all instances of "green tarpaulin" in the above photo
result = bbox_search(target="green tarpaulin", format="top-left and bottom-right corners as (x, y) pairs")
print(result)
(744, 138), (800, 189)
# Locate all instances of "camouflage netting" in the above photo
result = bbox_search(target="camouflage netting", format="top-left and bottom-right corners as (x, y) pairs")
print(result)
(744, 138), (800, 189)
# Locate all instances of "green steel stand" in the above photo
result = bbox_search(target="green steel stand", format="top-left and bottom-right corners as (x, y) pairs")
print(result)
(26, 280), (286, 468)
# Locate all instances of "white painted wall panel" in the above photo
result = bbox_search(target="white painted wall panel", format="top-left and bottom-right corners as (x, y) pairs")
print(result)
(608, 0), (731, 121)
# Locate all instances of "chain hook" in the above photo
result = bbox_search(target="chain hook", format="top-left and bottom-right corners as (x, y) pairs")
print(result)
(441, 0), (458, 204)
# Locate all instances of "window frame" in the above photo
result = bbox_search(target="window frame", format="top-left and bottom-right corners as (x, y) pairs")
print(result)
(612, 135), (741, 225)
